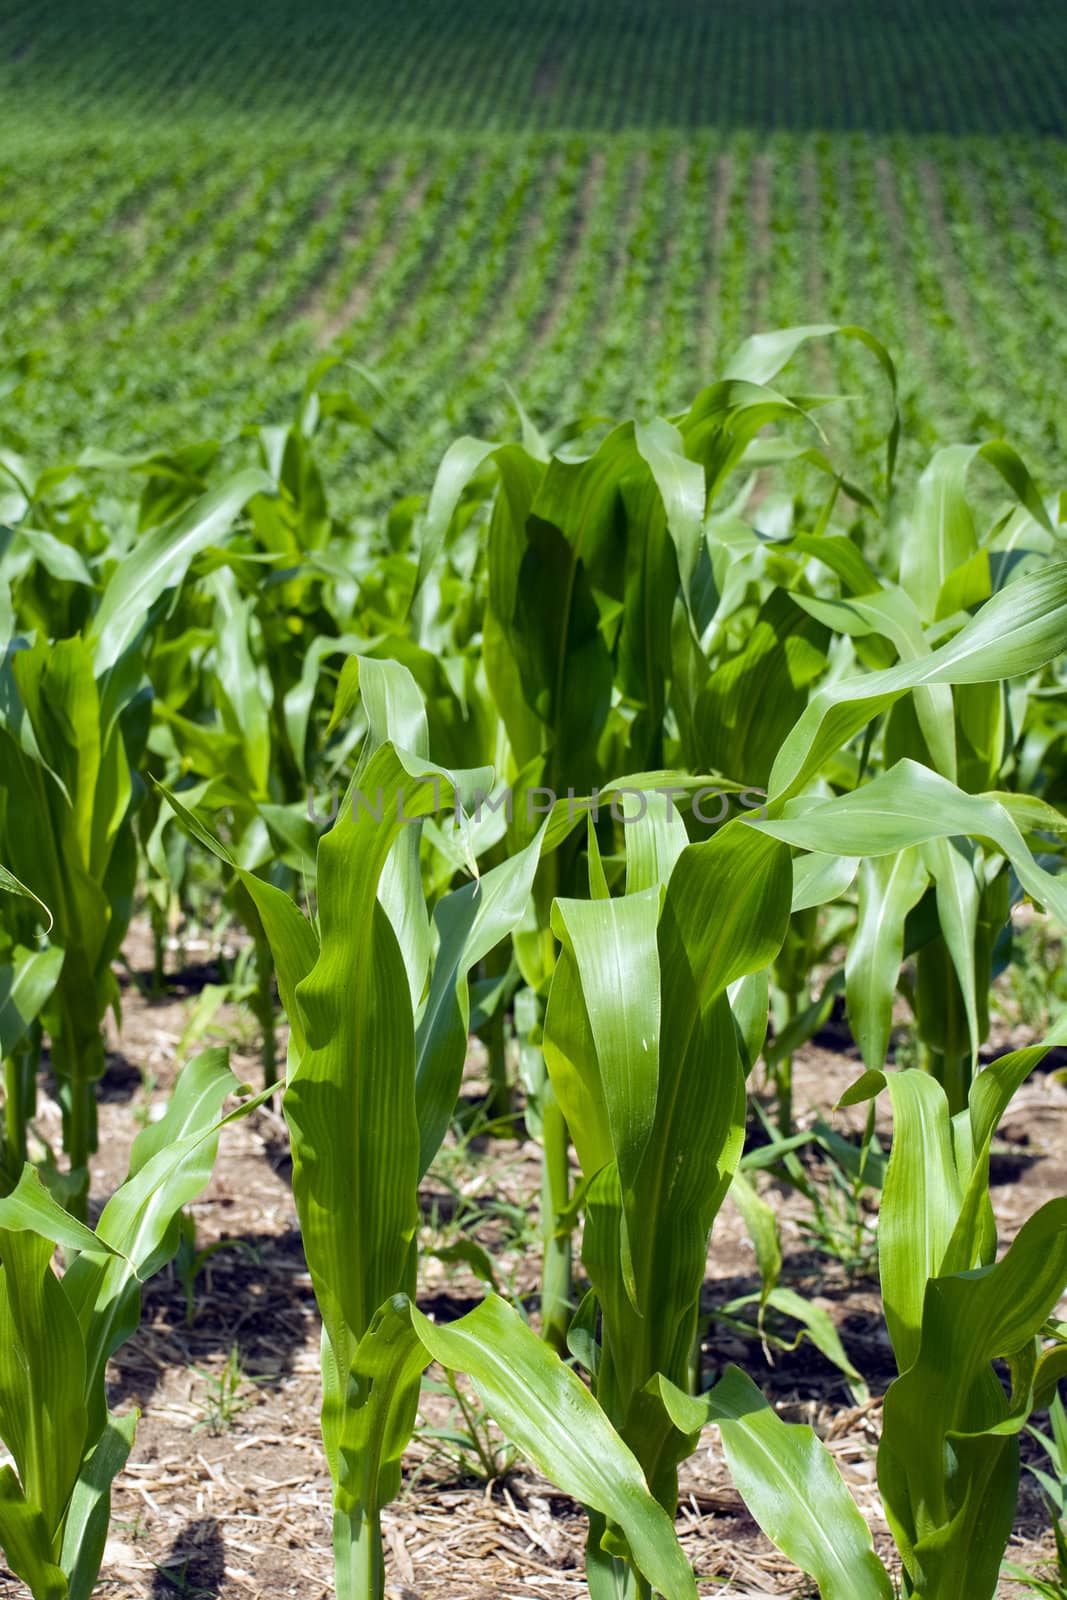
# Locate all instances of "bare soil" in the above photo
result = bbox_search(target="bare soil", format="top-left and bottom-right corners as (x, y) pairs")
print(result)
(2, 921), (1065, 1600)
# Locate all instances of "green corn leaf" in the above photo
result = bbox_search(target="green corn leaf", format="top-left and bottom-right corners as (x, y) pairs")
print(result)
(900, 441), (1054, 622)
(415, 435), (499, 598)
(354, 655), (434, 1009)
(0, 1165), (116, 1259)
(91, 467), (273, 673)
(767, 562), (1067, 800)
(411, 1295), (698, 1600)
(124, 1045), (234, 1175)
(0, 944), (65, 1056)
(0, 1228), (87, 1538)
(759, 1286), (868, 1403)
(791, 850), (859, 913)
(0, 865), (54, 932)
(633, 416), (705, 634)
(152, 780), (319, 1060)
(60, 1411), (137, 1600)
(0, 1469), (67, 1600)
(10, 526), (94, 588)
(551, 889), (661, 1208)
(285, 744), (457, 1478)
(945, 1023), (1067, 1276)
(62, 1053), (269, 1434)
(208, 569), (272, 796)
(921, 836), (982, 1069)
(845, 849), (928, 1072)
(879, 1199), (1067, 1599)
(624, 790), (690, 894)
(695, 588), (831, 789)
(335, 1291), (696, 1600)
(724, 322), (899, 483)
(415, 827), (549, 1177)
(880, 1069), (964, 1373)
(755, 759), (1067, 930)
(657, 1366), (892, 1600)
(668, 821), (793, 1008)
(542, 926), (614, 1182)
(792, 584), (958, 779)
(728, 1170), (781, 1307)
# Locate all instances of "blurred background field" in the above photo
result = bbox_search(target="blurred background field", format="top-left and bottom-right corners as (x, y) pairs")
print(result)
(2, 0), (1066, 512)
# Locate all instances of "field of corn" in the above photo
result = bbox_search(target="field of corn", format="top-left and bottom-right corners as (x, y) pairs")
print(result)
(4, 3), (1067, 1599)
(4, 0), (1067, 510)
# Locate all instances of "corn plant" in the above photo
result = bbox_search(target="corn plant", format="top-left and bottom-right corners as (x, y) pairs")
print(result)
(541, 806), (793, 1595)
(0, 463), (271, 1206)
(0, 867), (62, 1184)
(0, 1047), (267, 1599)
(731, 536), (1067, 1091)
(159, 658), (698, 1600)
(770, 441), (1063, 1108)
(413, 322), (898, 1336)
(655, 1033), (1067, 1600)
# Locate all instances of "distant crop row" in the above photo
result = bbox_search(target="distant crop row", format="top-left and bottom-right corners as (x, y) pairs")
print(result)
(3, 0), (1065, 136)
(3, 127), (1067, 517)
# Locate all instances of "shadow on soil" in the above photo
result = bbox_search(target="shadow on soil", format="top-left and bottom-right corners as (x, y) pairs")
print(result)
(150, 1516), (226, 1598)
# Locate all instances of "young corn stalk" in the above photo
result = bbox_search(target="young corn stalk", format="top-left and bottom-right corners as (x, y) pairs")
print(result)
(665, 1031), (1067, 1600)
(542, 804), (794, 1596)
(0, 465), (272, 1206)
(0, 1048), (269, 1599)
(417, 321), (900, 1333)
(162, 659), (696, 1600)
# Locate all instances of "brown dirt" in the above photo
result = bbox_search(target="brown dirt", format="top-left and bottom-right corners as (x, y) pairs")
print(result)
(1, 922), (1065, 1599)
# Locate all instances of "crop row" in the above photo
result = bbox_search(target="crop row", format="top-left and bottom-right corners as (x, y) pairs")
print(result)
(3, 0), (1066, 135)
(3, 128), (1066, 512)
(3, 326), (1067, 1599)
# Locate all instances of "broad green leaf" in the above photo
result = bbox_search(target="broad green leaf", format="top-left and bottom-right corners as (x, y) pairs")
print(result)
(153, 780), (319, 1060)
(62, 1057), (268, 1433)
(624, 790), (690, 894)
(125, 1046), (234, 1175)
(879, 1070), (964, 1372)
(767, 563), (1067, 800)
(0, 1165), (115, 1259)
(11, 526), (93, 587)
(412, 1296), (697, 1600)
(791, 851), (859, 913)
(634, 417), (705, 632)
(92, 467), (273, 672)
(0, 1469), (67, 1600)
(658, 1367), (892, 1600)
(792, 583), (957, 779)
(880, 1199), (1067, 1599)
(728, 1171), (781, 1307)
(0, 865), (54, 931)
(921, 836), (981, 1069)
(695, 588), (830, 789)
(724, 322), (899, 483)
(551, 889), (661, 1203)
(415, 827), (548, 1176)
(756, 760), (1067, 930)
(845, 850), (928, 1072)
(0, 1228), (87, 1536)
(286, 744), (456, 1476)
(0, 945), (65, 1056)
(900, 442), (1053, 621)
(60, 1411), (137, 1600)
(415, 435), (498, 597)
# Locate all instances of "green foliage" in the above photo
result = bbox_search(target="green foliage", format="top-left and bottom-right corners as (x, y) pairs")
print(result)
(2, 0), (1066, 514)
(3, 325), (1067, 1598)
(0, 1049), (267, 1599)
